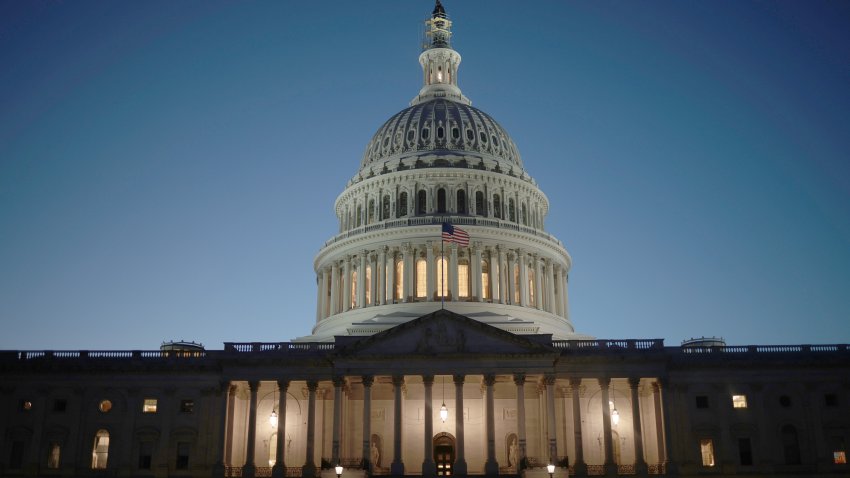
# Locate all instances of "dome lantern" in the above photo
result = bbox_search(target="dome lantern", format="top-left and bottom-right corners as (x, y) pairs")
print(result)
(412, 1), (470, 106)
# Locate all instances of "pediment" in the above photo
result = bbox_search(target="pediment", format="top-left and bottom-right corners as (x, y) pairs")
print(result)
(334, 309), (556, 357)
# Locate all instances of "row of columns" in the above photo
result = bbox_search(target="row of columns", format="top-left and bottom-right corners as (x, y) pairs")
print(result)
(215, 375), (668, 478)
(316, 245), (569, 321)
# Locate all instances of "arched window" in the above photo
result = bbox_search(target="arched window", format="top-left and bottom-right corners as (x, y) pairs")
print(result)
(528, 272), (536, 307)
(394, 259), (404, 301)
(513, 263), (520, 304)
(493, 194), (502, 219)
(437, 188), (447, 213)
(356, 206), (362, 227)
(382, 196), (390, 220)
(368, 199), (375, 224)
(398, 192), (408, 217)
(475, 191), (485, 216)
(456, 190), (467, 214)
(417, 190), (427, 215)
(481, 259), (491, 300)
(458, 259), (470, 299)
(269, 432), (278, 466)
(509, 199), (516, 222)
(436, 256), (448, 298)
(782, 425), (801, 465)
(350, 269), (358, 309)
(91, 429), (109, 469)
(415, 257), (427, 299)
(521, 203), (528, 226)
(365, 265), (372, 306)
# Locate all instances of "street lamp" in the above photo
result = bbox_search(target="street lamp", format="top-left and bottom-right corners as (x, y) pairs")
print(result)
(335, 464), (343, 478)
(547, 463), (555, 478)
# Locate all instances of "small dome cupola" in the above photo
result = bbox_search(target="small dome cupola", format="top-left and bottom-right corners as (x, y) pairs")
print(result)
(412, 1), (471, 106)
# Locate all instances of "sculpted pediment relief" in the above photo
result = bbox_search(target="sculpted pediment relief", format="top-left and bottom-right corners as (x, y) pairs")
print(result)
(335, 309), (555, 357)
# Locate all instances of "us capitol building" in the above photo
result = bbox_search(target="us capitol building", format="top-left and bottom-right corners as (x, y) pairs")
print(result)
(1, 2), (848, 478)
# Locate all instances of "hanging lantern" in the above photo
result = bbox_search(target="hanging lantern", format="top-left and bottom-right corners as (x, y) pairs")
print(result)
(440, 402), (448, 422)
(269, 409), (278, 428)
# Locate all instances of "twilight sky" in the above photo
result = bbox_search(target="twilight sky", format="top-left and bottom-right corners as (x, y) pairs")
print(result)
(1, 1), (849, 350)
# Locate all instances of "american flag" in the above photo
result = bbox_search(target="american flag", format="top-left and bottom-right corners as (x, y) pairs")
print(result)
(441, 222), (470, 246)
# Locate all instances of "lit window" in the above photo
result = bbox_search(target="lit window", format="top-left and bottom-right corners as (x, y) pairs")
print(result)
(269, 432), (278, 466)
(416, 258), (427, 299)
(436, 257), (448, 298)
(47, 442), (61, 469)
(513, 264), (520, 304)
(481, 260), (490, 300)
(700, 439), (715, 467)
(365, 265), (372, 305)
(732, 395), (747, 408)
(458, 261), (469, 298)
(394, 260), (404, 300)
(180, 400), (194, 413)
(350, 269), (358, 308)
(99, 400), (112, 413)
(528, 274), (536, 307)
(835, 451), (847, 464)
(143, 399), (158, 413)
(91, 430), (110, 469)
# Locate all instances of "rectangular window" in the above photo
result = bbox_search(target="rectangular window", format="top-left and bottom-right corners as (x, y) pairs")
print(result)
(732, 394), (747, 408)
(738, 438), (753, 466)
(700, 439), (715, 467)
(835, 451), (847, 464)
(415, 259), (427, 298)
(695, 396), (709, 409)
(47, 442), (61, 469)
(143, 399), (158, 413)
(458, 263), (469, 298)
(365, 265), (372, 305)
(176, 442), (190, 470)
(180, 399), (194, 413)
(138, 441), (153, 469)
(53, 399), (67, 412)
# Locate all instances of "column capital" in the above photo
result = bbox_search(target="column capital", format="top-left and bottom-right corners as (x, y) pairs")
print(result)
(482, 374), (496, 386)
(513, 373), (526, 386)
(450, 242), (458, 252)
(569, 377), (583, 388)
(248, 380), (259, 391)
(277, 379), (290, 391)
(422, 375), (435, 386)
(453, 374), (465, 386)
(307, 380), (319, 391)
(542, 374), (556, 386)
(361, 375), (374, 387)
(628, 377), (641, 389)
(392, 375), (405, 387)
(597, 377), (611, 388)
(333, 376), (345, 387)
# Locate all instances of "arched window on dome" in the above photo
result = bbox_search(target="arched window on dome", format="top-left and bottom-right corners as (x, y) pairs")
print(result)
(365, 265), (372, 306)
(493, 194), (502, 219)
(521, 203), (528, 226)
(528, 271), (536, 307)
(457, 190), (467, 214)
(475, 191), (485, 217)
(350, 269), (358, 309)
(458, 259), (470, 299)
(509, 199), (516, 223)
(398, 192), (408, 218)
(436, 256), (448, 299)
(415, 257), (427, 299)
(91, 429), (109, 469)
(356, 205), (363, 228)
(437, 188), (447, 213)
(394, 259), (404, 302)
(368, 199), (376, 225)
(382, 196), (390, 220)
(481, 259), (491, 301)
(417, 190), (427, 215)
(513, 263), (520, 305)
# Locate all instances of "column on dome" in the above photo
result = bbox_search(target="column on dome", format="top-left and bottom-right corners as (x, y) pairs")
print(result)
(272, 380), (289, 478)
(561, 270), (570, 320)
(498, 246), (507, 305)
(378, 248), (387, 305)
(358, 253), (367, 308)
(453, 374), (468, 475)
(569, 378), (586, 473)
(320, 268), (330, 320)
(473, 244), (483, 302)
(343, 256), (352, 312)
(534, 256), (544, 310)
(449, 243), (459, 301)
(545, 259), (555, 314)
(362, 376), (374, 471)
(315, 273), (322, 322)
(552, 266), (562, 317)
(403, 243), (413, 302)
(598, 378), (615, 474)
(629, 377), (647, 473)
(387, 248), (397, 303)
(483, 374), (499, 475)
(304, 381), (318, 478)
(514, 374), (527, 461)
(489, 247), (499, 301)
(370, 252), (378, 306)
(426, 241), (436, 301)
(422, 375), (436, 476)
(519, 251), (529, 307)
(242, 381), (259, 477)
(330, 262), (340, 316)
(506, 252), (516, 305)
(391, 376), (405, 475)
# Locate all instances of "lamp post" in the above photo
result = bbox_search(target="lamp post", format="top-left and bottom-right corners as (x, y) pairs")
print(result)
(335, 464), (343, 478)
(547, 463), (555, 478)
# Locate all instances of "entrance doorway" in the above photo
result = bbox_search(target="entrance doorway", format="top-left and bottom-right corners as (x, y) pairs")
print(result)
(433, 433), (455, 476)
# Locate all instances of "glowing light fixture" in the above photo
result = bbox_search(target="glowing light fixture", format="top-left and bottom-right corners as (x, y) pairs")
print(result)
(335, 464), (344, 478)
(609, 399), (619, 426)
(270, 386), (279, 428)
(547, 463), (555, 478)
(440, 376), (448, 423)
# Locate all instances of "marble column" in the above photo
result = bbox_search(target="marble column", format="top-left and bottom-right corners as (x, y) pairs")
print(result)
(484, 374), (499, 475)
(534, 256), (544, 310)
(628, 378), (647, 473)
(507, 252), (516, 305)
(370, 253), (378, 306)
(315, 273), (323, 323)
(391, 376), (405, 475)
(422, 375), (437, 477)
(387, 249), (396, 303)
(343, 256), (352, 312)
(402, 243), (413, 302)
(426, 241), (436, 300)
(378, 248), (387, 305)
(657, 380), (676, 473)
(598, 378), (615, 475)
(569, 378), (586, 474)
(212, 381), (232, 478)
(243, 381), (259, 478)
(303, 381), (318, 478)
(519, 251), (529, 306)
(272, 380), (289, 478)
(490, 247), (500, 301)
(545, 259), (556, 313)
(474, 245), (484, 301)
(320, 268), (330, 320)
(332, 376), (344, 463)
(453, 374), (468, 475)
(498, 247), (507, 305)
(449, 243), (459, 301)
(362, 376), (374, 471)
(330, 262), (339, 315)
(544, 375), (557, 462)
(514, 374), (527, 461)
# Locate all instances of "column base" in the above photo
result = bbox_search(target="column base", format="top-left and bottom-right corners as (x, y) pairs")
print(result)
(603, 463), (617, 477)
(272, 463), (286, 478)
(571, 462), (587, 476)
(212, 462), (226, 478)
(453, 459), (467, 476)
(422, 460), (437, 477)
(634, 461), (647, 475)
(302, 463), (317, 478)
(243, 464), (257, 478)
(485, 459), (500, 476)
(391, 461), (405, 476)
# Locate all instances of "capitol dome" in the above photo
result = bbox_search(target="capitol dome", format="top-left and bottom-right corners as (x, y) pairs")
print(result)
(301, 1), (588, 342)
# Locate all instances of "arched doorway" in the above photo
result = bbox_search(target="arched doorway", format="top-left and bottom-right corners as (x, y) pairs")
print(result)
(434, 432), (455, 476)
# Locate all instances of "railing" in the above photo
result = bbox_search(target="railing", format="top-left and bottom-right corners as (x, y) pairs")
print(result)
(617, 464), (636, 475)
(647, 463), (666, 474)
(286, 467), (303, 477)
(586, 464), (605, 476)
(255, 467), (272, 477)
(323, 215), (564, 248)
(678, 344), (848, 354)
(11, 350), (207, 360)
(224, 465), (242, 477)
(224, 342), (335, 353)
(551, 339), (665, 350)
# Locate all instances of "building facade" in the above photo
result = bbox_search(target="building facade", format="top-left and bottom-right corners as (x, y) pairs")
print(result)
(1, 2), (848, 478)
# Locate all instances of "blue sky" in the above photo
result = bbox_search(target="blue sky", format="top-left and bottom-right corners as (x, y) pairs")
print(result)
(1, 1), (848, 350)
